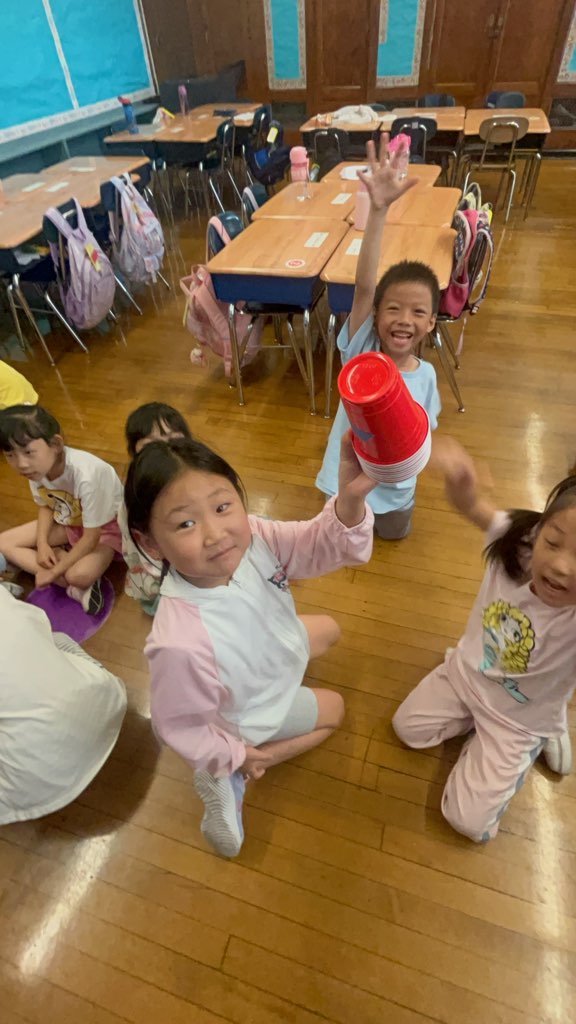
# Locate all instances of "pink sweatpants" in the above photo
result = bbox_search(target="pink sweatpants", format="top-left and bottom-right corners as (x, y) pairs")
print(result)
(392, 652), (544, 842)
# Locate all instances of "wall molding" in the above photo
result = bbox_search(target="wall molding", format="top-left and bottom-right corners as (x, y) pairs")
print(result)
(376, 0), (427, 88)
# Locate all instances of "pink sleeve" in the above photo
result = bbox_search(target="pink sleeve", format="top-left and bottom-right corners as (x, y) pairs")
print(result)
(249, 496), (374, 579)
(146, 603), (246, 778)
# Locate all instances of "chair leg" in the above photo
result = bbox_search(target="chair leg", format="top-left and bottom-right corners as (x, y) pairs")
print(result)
(209, 176), (225, 214)
(228, 303), (245, 406)
(439, 322), (460, 369)
(324, 312), (337, 418)
(114, 274), (143, 315)
(4, 280), (31, 354)
(504, 168), (516, 223)
(430, 328), (465, 412)
(523, 153), (541, 220)
(43, 290), (89, 353)
(11, 277), (56, 365)
(273, 315), (283, 345)
(156, 272), (171, 291)
(285, 315), (309, 387)
(302, 308), (316, 415)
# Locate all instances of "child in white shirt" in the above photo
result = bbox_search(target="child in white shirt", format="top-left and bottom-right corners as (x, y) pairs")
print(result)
(125, 432), (376, 858)
(0, 405), (122, 614)
(316, 135), (441, 540)
(394, 459), (576, 842)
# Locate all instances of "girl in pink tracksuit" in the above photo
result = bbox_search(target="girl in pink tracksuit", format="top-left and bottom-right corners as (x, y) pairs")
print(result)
(124, 432), (376, 858)
(394, 462), (576, 842)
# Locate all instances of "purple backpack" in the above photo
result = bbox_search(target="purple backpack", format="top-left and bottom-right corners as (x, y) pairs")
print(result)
(45, 198), (116, 330)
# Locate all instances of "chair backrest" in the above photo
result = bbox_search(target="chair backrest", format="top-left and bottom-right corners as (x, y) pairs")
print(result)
(417, 93), (456, 107)
(478, 116), (529, 171)
(241, 184), (268, 225)
(251, 105), (271, 147)
(370, 103), (389, 112)
(486, 90), (526, 108)
(206, 211), (243, 260)
(218, 119), (236, 170)
(390, 117), (437, 159)
(313, 128), (347, 162)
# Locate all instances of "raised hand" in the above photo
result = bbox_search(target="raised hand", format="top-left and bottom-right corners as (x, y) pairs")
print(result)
(358, 134), (418, 210)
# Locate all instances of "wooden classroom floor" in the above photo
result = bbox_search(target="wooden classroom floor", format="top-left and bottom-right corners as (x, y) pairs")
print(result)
(1, 161), (576, 1024)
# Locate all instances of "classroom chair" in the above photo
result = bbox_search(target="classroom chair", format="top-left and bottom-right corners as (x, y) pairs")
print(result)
(243, 121), (291, 191)
(486, 91), (526, 108)
(313, 128), (349, 163)
(390, 117), (437, 162)
(199, 119), (243, 214)
(240, 184), (268, 225)
(460, 116), (529, 221)
(417, 94), (456, 107)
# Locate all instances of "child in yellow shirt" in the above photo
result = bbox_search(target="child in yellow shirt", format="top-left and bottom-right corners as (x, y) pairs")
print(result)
(0, 361), (38, 409)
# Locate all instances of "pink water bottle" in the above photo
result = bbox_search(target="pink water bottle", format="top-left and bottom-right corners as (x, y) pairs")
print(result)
(290, 146), (309, 182)
(354, 181), (370, 230)
(178, 84), (189, 117)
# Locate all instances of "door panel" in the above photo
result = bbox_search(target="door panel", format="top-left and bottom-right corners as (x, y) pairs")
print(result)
(489, 0), (570, 104)
(308, 0), (371, 109)
(427, 0), (502, 104)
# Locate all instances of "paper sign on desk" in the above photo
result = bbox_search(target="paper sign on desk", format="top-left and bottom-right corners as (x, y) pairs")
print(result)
(22, 182), (46, 193)
(305, 231), (329, 248)
(170, 126), (185, 133)
(346, 238), (362, 256)
(331, 193), (351, 205)
(69, 166), (93, 172)
(46, 181), (70, 192)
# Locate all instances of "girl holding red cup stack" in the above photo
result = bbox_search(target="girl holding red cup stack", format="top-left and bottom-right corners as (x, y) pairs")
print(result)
(316, 135), (444, 539)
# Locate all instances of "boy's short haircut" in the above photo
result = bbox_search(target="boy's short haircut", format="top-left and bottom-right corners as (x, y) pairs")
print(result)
(374, 260), (441, 315)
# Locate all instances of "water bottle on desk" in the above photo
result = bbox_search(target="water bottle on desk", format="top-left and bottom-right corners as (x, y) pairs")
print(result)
(178, 85), (189, 118)
(290, 146), (311, 200)
(118, 96), (139, 134)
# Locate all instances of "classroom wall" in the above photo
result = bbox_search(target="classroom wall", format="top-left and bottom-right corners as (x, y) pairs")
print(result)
(140, 0), (196, 82)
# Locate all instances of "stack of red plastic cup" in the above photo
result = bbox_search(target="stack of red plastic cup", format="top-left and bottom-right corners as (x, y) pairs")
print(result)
(338, 352), (431, 483)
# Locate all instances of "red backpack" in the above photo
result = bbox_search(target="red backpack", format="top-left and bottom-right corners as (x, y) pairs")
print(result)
(180, 217), (263, 377)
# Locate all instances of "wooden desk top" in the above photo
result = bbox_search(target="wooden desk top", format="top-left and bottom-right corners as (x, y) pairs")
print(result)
(105, 103), (258, 146)
(207, 218), (349, 279)
(0, 155), (148, 249)
(252, 181), (356, 222)
(464, 108), (550, 135)
(391, 106), (466, 131)
(385, 186), (461, 227)
(321, 161), (442, 186)
(321, 224), (455, 289)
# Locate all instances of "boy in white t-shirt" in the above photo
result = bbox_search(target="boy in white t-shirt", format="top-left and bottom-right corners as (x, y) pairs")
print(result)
(0, 405), (122, 614)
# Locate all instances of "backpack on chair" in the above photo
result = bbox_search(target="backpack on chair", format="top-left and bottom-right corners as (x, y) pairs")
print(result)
(180, 216), (263, 378)
(439, 209), (494, 320)
(109, 174), (165, 285)
(44, 198), (116, 330)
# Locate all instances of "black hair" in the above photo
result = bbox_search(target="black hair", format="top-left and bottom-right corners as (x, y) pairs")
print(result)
(486, 473), (576, 581)
(125, 438), (247, 545)
(0, 404), (61, 451)
(374, 260), (441, 315)
(125, 402), (193, 457)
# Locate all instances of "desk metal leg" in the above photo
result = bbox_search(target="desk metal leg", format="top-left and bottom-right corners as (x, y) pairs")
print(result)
(11, 276), (57, 366)
(228, 303), (245, 406)
(4, 280), (30, 355)
(285, 315), (309, 387)
(302, 308), (316, 415)
(324, 312), (336, 418)
(431, 327), (464, 412)
(523, 152), (541, 219)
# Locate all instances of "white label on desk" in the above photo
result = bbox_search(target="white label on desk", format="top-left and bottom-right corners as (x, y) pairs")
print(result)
(46, 181), (70, 192)
(331, 192), (351, 205)
(346, 238), (362, 256)
(170, 126), (185, 133)
(304, 231), (329, 248)
(69, 166), (93, 172)
(21, 182), (46, 192)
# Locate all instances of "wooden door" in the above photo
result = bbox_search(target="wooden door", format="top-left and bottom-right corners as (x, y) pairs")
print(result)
(426, 0), (500, 104)
(488, 0), (572, 105)
(307, 0), (372, 111)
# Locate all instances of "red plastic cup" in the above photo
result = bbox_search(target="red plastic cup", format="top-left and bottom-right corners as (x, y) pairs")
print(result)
(338, 352), (428, 462)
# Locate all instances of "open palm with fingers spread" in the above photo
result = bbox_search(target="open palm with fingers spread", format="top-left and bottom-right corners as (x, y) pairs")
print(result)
(358, 134), (418, 210)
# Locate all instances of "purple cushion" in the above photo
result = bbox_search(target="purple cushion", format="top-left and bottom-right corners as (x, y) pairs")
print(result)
(26, 579), (115, 642)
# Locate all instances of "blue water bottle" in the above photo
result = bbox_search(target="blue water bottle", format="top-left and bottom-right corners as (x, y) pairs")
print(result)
(118, 96), (139, 135)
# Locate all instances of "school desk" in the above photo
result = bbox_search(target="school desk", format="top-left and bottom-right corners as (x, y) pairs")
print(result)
(321, 162), (442, 187)
(207, 217), (349, 412)
(252, 181), (356, 222)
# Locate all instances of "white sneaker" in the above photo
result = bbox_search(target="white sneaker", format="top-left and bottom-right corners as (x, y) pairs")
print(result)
(543, 733), (572, 775)
(67, 579), (104, 616)
(193, 769), (245, 858)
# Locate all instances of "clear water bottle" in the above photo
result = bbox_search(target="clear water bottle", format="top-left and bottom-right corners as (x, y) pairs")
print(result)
(178, 84), (189, 118)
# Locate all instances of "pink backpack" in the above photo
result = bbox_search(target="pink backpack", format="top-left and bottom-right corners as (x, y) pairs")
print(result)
(181, 218), (263, 378)
(439, 209), (494, 320)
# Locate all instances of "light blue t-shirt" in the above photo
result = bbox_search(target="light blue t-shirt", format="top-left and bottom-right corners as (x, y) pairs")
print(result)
(316, 314), (441, 514)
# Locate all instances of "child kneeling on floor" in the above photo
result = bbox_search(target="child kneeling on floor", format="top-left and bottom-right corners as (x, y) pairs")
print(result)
(0, 405), (122, 614)
(394, 458), (576, 842)
(125, 432), (376, 857)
